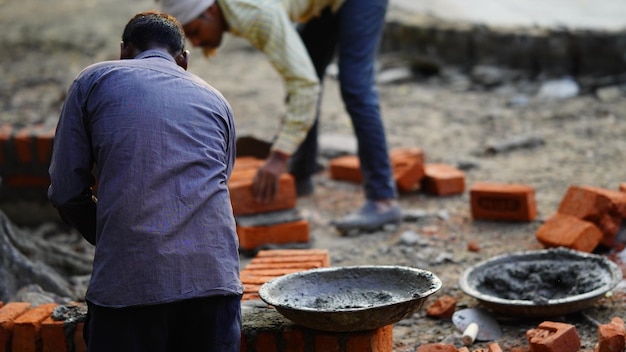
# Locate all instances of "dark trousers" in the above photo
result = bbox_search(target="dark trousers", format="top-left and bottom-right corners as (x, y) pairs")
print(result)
(84, 295), (242, 352)
(289, 0), (397, 200)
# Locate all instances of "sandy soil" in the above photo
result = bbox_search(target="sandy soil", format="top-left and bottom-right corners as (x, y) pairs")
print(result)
(1, 0), (626, 350)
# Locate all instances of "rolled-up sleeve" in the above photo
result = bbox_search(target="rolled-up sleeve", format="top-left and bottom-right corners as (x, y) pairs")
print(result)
(222, 0), (320, 155)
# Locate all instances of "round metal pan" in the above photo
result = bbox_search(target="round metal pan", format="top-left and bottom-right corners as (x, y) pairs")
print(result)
(258, 265), (442, 332)
(459, 247), (622, 318)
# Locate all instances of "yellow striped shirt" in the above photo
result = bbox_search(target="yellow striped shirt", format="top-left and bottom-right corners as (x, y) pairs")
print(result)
(218, 0), (344, 154)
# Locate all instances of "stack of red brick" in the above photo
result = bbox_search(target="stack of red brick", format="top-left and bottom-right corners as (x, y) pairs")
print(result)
(536, 185), (626, 253)
(0, 301), (85, 352)
(239, 249), (330, 301)
(229, 157), (309, 253)
(0, 123), (55, 199)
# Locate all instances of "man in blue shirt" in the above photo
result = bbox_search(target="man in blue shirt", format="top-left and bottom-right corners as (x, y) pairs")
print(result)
(48, 11), (242, 352)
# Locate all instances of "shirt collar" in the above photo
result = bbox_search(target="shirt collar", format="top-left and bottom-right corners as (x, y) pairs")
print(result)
(135, 49), (177, 64)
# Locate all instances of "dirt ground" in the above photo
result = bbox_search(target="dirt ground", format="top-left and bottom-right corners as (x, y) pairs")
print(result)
(1, 0), (626, 350)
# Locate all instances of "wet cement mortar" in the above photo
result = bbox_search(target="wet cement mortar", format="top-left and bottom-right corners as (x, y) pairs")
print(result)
(2, 0), (626, 351)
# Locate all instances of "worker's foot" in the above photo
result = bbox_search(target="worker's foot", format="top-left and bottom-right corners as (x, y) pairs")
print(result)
(332, 200), (402, 233)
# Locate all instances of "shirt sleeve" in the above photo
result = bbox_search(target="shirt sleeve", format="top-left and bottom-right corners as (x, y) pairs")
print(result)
(221, 0), (320, 155)
(48, 76), (98, 243)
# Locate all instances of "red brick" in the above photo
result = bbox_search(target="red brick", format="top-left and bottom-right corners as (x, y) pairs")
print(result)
(237, 219), (309, 251)
(2, 175), (51, 188)
(233, 156), (265, 172)
(535, 213), (603, 253)
(255, 249), (330, 266)
(526, 321), (580, 352)
(314, 332), (341, 352)
(41, 316), (67, 352)
(241, 332), (247, 352)
(329, 155), (362, 183)
(254, 331), (278, 351)
(595, 317), (625, 352)
(0, 302), (31, 352)
(0, 124), (13, 165)
(12, 302), (57, 352)
(328, 148), (426, 192)
(250, 254), (328, 267)
(14, 127), (34, 164)
(426, 295), (457, 319)
(244, 261), (325, 271)
(422, 163), (465, 196)
(346, 325), (392, 352)
(241, 268), (309, 280)
(390, 147), (425, 192)
(620, 183), (626, 193)
(283, 328), (306, 352)
(74, 322), (85, 352)
(488, 343), (504, 352)
(35, 125), (55, 164)
(557, 185), (626, 247)
(229, 171), (297, 216)
(470, 182), (537, 221)
(469, 343), (504, 352)
(416, 343), (458, 352)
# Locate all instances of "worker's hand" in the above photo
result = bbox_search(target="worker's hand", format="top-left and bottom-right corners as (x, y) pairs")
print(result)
(252, 150), (290, 203)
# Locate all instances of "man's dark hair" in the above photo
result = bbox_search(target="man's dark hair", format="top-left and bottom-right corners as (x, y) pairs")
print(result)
(122, 10), (185, 55)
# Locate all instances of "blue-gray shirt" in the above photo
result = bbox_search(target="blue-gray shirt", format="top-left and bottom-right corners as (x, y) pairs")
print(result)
(48, 50), (243, 307)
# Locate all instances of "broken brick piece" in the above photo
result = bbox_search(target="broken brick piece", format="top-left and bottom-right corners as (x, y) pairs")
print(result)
(535, 213), (603, 253)
(236, 219), (309, 251)
(422, 163), (465, 196)
(470, 182), (537, 221)
(228, 171), (297, 216)
(426, 295), (456, 319)
(595, 317), (625, 352)
(526, 321), (580, 352)
(557, 185), (626, 247)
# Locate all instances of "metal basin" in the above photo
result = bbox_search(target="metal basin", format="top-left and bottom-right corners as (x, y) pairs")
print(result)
(459, 247), (623, 318)
(258, 265), (442, 332)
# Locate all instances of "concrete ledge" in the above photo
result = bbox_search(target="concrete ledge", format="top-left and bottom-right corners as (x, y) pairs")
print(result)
(382, 9), (626, 77)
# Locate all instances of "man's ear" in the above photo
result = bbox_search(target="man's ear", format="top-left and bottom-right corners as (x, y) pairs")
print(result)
(120, 41), (137, 60)
(175, 50), (189, 71)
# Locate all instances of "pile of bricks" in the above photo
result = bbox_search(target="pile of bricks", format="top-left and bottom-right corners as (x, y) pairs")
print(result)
(239, 249), (330, 301)
(329, 147), (466, 196)
(0, 123), (55, 201)
(536, 185), (626, 253)
(229, 157), (310, 253)
(0, 301), (85, 352)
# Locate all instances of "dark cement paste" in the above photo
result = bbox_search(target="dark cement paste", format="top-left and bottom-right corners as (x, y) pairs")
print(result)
(475, 256), (607, 304)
